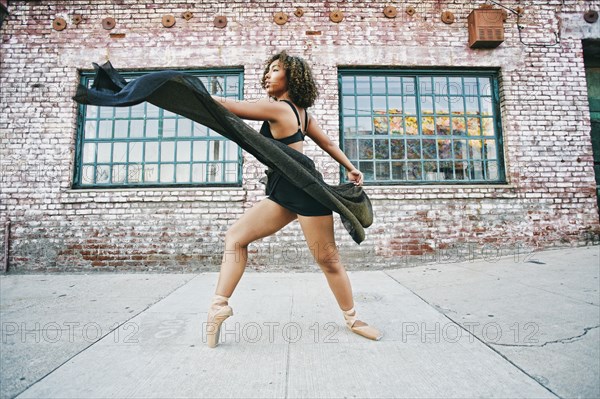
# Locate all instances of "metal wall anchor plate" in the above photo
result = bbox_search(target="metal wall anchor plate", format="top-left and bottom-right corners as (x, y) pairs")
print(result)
(214, 15), (227, 28)
(383, 6), (397, 18)
(162, 15), (175, 28)
(441, 11), (455, 24)
(102, 17), (115, 30)
(330, 10), (344, 23)
(584, 10), (598, 24)
(274, 12), (288, 25)
(53, 17), (66, 31)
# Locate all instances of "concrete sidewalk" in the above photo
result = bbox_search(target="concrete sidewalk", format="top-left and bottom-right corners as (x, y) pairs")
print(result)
(1, 246), (598, 399)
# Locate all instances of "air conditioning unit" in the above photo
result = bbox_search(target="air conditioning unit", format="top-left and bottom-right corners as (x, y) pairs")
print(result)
(468, 9), (505, 49)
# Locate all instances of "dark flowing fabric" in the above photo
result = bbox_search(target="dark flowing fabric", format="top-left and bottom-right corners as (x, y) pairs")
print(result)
(73, 61), (373, 244)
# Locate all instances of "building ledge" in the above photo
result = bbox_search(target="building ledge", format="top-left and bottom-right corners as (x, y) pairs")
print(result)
(60, 186), (247, 204)
(365, 184), (519, 200)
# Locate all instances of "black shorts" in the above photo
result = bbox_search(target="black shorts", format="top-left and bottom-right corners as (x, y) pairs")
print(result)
(265, 170), (332, 217)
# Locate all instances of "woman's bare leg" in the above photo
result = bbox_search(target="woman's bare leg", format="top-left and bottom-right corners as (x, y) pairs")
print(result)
(214, 199), (297, 297)
(298, 214), (379, 336)
(297, 215), (357, 312)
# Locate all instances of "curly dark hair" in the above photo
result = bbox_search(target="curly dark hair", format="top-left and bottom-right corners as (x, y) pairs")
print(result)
(261, 51), (319, 109)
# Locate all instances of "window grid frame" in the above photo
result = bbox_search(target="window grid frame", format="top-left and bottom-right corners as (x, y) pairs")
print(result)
(73, 69), (244, 189)
(339, 69), (506, 185)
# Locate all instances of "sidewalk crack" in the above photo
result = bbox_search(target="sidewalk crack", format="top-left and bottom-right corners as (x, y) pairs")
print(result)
(491, 325), (600, 348)
(382, 271), (561, 398)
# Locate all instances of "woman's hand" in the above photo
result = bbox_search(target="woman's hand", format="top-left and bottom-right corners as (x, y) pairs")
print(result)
(347, 168), (364, 186)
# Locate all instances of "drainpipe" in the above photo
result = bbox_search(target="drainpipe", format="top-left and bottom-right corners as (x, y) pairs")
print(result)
(3, 220), (9, 273)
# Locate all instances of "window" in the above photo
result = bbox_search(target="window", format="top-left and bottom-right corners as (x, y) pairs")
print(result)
(73, 69), (243, 188)
(339, 70), (505, 184)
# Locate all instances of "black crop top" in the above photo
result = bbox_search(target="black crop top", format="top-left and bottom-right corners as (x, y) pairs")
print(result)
(259, 100), (307, 145)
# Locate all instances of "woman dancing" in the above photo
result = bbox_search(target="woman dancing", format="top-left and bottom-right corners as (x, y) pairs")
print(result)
(206, 51), (382, 347)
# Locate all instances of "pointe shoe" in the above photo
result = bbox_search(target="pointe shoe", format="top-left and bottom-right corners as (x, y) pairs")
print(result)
(206, 295), (233, 348)
(342, 307), (383, 341)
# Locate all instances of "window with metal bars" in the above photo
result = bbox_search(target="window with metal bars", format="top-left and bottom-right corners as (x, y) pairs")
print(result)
(339, 70), (505, 184)
(73, 69), (243, 188)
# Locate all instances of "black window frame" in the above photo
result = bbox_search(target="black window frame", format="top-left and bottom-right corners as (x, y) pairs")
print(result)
(338, 68), (506, 185)
(73, 67), (244, 189)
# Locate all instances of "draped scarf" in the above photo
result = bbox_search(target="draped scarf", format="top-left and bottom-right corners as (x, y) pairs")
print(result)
(72, 62), (373, 244)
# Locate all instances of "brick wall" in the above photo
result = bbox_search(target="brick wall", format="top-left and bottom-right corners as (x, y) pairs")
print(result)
(1, 0), (599, 272)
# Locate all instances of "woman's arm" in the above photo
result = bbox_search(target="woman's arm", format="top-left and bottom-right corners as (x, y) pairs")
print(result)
(305, 115), (364, 186)
(212, 95), (283, 121)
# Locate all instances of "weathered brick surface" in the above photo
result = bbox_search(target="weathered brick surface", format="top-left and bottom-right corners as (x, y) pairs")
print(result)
(1, 0), (599, 272)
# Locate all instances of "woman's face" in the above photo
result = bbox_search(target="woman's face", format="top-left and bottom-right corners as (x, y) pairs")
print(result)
(264, 59), (288, 98)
